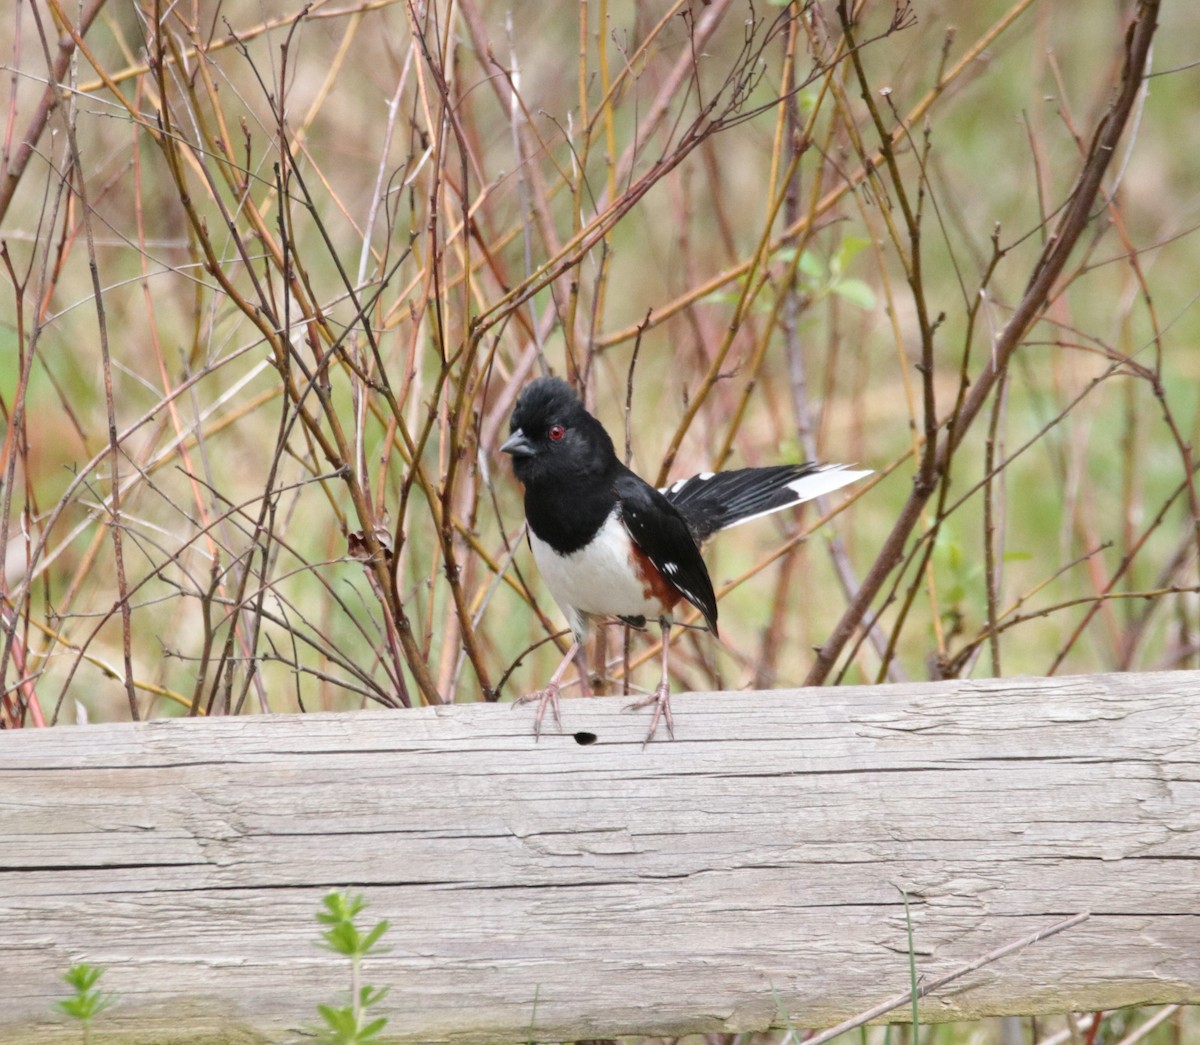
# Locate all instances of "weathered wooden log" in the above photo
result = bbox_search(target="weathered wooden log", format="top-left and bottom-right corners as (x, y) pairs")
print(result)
(2, 670), (1198, 1043)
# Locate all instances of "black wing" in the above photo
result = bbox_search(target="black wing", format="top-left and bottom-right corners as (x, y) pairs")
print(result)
(664, 463), (863, 541)
(615, 473), (718, 635)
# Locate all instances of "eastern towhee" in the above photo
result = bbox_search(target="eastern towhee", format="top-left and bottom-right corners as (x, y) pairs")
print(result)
(501, 376), (869, 741)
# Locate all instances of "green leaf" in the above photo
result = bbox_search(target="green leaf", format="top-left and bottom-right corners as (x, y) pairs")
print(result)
(361, 919), (391, 953)
(326, 891), (365, 920)
(62, 964), (105, 992)
(317, 1003), (357, 1036)
(832, 278), (876, 310)
(55, 963), (116, 1023)
(360, 1015), (390, 1041)
(360, 984), (390, 1007)
(54, 997), (88, 1020)
(798, 251), (825, 280)
(317, 921), (361, 955)
(834, 234), (871, 271)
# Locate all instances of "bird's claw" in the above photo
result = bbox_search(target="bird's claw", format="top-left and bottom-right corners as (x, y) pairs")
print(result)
(623, 684), (675, 745)
(513, 683), (563, 739)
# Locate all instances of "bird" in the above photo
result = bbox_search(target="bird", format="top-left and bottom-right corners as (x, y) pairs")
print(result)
(500, 376), (870, 742)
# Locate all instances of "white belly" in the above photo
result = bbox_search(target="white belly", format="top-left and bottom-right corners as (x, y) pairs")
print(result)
(530, 513), (663, 636)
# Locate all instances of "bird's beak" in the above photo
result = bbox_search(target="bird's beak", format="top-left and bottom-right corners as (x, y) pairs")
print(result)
(500, 429), (536, 458)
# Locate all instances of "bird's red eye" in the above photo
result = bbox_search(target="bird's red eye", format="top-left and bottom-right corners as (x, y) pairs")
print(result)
(548, 424), (565, 442)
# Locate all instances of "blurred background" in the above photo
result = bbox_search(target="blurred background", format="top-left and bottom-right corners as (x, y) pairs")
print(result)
(0, 0), (1196, 725)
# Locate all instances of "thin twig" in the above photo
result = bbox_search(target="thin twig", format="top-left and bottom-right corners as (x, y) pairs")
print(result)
(800, 913), (1091, 1045)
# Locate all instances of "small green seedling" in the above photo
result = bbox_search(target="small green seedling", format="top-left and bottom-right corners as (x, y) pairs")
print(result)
(54, 963), (116, 1044)
(313, 890), (392, 1045)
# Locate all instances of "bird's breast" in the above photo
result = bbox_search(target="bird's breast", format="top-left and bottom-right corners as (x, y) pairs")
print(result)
(530, 511), (679, 627)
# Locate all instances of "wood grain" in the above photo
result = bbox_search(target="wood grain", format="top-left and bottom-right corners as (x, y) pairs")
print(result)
(2, 671), (1198, 1043)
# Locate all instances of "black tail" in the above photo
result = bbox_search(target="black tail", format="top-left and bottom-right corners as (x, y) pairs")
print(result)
(662, 463), (870, 542)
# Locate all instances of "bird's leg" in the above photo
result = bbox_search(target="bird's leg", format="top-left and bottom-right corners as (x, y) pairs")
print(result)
(513, 637), (590, 738)
(623, 621), (675, 743)
(573, 638), (594, 699)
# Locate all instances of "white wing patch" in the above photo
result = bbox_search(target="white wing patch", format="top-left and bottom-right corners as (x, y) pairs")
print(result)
(719, 464), (872, 530)
(787, 465), (873, 500)
(667, 471), (715, 495)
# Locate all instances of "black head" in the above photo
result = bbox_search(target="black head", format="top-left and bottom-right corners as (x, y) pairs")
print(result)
(500, 377), (616, 489)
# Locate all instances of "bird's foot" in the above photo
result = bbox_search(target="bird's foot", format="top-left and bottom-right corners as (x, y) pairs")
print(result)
(623, 683), (675, 744)
(512, 683), (563, 739)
